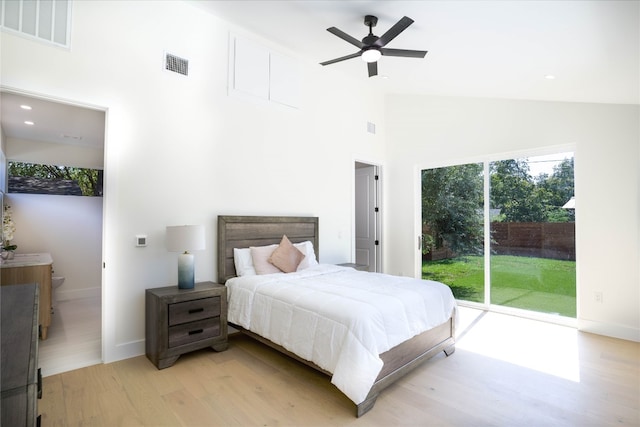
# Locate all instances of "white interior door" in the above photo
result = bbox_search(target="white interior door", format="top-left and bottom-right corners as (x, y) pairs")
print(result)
(355, 164), (379, 272)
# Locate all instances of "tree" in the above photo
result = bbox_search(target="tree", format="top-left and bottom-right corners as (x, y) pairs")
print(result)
(8, 162), (103, 196)
(422, 163), (484, 256)
(490, 157), (574, 223)
(537, 158), (575, 222)
(490, 159), (546, 222)
(422, 156), (575, 260)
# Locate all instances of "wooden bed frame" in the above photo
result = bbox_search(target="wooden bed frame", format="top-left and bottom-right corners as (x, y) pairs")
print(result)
(217, 215), (456, 417)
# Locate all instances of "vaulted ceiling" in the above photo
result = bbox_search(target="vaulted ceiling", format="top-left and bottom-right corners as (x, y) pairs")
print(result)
(2, 1), (637, 155)
(191, 0), (639, 105)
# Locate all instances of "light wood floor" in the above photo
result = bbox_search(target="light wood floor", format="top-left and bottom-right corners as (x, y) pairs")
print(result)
(39, 295), (102, 377)
(40, 307), (639, 426)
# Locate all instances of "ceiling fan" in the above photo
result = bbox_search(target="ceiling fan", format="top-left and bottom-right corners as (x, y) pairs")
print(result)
(320, 15), (428, 78)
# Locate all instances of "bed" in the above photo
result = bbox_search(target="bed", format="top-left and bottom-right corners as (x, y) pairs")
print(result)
(217, 215), (456, 417)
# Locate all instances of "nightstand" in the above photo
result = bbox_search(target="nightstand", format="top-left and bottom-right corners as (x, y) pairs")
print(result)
(145, 281), (228, 369)
(338, 263), (370, 271)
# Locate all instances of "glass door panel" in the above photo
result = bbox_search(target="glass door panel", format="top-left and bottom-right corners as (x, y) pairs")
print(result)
(489, 153), (576, 317)
(421, 163), (485, 303)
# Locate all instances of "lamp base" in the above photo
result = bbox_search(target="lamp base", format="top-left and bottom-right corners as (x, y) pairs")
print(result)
(177, 252), (195, 289)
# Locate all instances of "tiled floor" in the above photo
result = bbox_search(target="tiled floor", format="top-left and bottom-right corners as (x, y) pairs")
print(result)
(38, 296), (102, 377)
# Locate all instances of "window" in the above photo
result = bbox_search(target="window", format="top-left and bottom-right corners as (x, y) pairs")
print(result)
(8, 161), (103, 197)
(1, 0), (72, 48)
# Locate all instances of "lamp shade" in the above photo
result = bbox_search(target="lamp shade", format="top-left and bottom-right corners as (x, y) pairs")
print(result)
(166, 225), (206, 253)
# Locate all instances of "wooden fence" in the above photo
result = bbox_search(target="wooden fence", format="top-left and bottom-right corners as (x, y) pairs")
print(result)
(491, 222), (575, 260)
(424, 222), (575, 261)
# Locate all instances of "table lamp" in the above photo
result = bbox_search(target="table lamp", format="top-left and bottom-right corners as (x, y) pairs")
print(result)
(166, 225), (205, 289)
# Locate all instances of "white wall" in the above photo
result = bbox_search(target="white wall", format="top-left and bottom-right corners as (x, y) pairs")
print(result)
(4, 193), (102, 300)
(1, 1), (386, 362)
(6, 137), (104, 169)
(385, 94), (640, 341)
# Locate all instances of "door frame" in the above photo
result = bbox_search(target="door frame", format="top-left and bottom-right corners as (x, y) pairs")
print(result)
(0, 85), (107, 363)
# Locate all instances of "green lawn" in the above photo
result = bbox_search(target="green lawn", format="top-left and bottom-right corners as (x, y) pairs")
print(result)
(422, 255), (576, 317)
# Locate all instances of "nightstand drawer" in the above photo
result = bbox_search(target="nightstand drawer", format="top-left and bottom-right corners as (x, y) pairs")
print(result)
(168, 297), (220, 326)
(168, 318), (220, 348)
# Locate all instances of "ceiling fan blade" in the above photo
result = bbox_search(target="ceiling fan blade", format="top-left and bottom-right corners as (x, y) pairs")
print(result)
(380, 48), (428, 58)
(327, 27), (365, 49)
(375, 16), (414, 47)
(320, 51), (362, 66)
(367, 61), (378, 77)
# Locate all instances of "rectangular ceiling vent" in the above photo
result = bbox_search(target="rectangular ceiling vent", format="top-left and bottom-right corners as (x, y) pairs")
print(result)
(164, 53), (189, 76)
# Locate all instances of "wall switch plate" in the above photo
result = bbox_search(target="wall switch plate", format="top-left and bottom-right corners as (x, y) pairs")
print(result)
(136, 235), (147, 247)
(594, 291), (603, 303)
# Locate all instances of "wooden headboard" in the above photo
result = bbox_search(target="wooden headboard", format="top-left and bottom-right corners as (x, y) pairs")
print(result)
(217, 215), (319, 283)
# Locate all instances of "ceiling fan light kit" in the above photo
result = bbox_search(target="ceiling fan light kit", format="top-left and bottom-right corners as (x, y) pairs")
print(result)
(361, 48), (381, 63)
(320, 15), (428, 77)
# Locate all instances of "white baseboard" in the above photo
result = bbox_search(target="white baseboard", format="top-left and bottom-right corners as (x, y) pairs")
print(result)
(579, 319), (640, 342)
(109, 339), (145, 363)
(57, 286), (101, 301)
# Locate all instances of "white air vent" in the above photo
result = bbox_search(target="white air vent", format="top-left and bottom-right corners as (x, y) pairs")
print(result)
(164, 53), (189, 76)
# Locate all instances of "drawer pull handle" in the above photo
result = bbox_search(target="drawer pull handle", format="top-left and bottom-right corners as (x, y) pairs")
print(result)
(189, 329), (204, 335)
(188, 308), (204, 314)
(38, 368), (43, 399)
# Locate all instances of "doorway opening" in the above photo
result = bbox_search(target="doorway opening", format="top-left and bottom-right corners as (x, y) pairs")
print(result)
(354, 161), (381, 272)
(0, 89), (106, 375)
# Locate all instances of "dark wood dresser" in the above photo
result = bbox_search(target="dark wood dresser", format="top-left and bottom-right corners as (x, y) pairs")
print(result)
(145, 282), (228, 369)
(1, 283), (42, 426)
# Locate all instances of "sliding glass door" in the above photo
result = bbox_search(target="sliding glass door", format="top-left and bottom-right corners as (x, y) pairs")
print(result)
(422, 152), (576, 318)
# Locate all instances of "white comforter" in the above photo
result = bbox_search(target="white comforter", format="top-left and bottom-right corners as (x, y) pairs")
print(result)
(226, 264), (456, 405)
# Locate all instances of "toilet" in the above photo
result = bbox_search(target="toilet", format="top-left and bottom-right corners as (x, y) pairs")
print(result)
(51, 276), (65, 309)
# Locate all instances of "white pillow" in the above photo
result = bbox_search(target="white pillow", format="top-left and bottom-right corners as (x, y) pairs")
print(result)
(233, 247), (256, 276)
(294, 241), (319, 271)
(250, 244), (282, 275)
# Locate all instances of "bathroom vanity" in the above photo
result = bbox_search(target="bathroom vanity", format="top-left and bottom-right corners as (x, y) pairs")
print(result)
(1, 253), (53, 340)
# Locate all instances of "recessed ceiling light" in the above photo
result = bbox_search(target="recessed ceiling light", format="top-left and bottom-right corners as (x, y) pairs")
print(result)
(20, 104), (32, 110)
(544, 75), (556, 80)
(24, 121), (34, 125)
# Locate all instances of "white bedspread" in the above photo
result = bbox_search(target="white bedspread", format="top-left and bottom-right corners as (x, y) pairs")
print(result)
(226, 264), (457, 405)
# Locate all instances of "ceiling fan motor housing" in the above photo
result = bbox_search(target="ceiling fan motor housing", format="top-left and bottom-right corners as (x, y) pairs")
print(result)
(362, 35), (379, 45)
(364, 15), (378, 28)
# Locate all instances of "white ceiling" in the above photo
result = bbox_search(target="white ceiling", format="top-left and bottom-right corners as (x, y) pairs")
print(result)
(0, 92), (105, 150)
(191, 0), (639, 105)
(1, 1), (637, 154)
